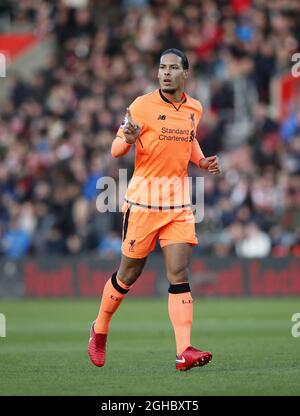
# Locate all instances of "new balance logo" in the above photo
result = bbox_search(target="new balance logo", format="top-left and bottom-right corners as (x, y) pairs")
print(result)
(176, 357), (186, 364)
(158, 114), (166, 120)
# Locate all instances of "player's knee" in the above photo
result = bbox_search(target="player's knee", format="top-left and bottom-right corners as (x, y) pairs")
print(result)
(167, 265), (189, 284)
(117, 267), (142, 286)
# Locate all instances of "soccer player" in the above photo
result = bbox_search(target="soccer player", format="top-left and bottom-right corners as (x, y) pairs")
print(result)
(88, 48), (221, 371)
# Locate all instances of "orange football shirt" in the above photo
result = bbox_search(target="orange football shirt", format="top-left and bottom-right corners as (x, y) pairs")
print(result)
(112, 89), (204, 208)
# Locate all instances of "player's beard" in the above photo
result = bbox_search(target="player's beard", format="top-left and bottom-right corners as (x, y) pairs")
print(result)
(161, 87), (176, 94)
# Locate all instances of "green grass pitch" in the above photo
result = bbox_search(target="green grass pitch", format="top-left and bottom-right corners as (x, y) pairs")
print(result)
(0, 298), (299, 396)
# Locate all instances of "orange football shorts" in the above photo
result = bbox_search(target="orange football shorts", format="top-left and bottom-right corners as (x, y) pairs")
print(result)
(121, 201), (198, 258)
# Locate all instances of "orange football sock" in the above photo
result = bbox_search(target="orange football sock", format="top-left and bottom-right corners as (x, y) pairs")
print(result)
(168, 284), (193, 355)
(94, 272), (131, 334)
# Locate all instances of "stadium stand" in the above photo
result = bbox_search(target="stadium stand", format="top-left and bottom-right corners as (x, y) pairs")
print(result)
(0, 0), (300, 260)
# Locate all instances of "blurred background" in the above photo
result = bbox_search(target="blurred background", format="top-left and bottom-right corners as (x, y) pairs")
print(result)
(0, 0), (300, 297)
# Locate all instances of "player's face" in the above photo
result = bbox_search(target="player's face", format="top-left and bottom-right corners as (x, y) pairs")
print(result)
(158, 54), (188, 94)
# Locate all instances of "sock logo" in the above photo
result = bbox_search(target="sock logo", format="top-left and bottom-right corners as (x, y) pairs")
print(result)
(182, 299), (193, 304)
(110, 295), (120, 301)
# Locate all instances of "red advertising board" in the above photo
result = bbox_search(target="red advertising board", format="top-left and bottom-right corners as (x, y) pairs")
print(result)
(4, 256), (296, 298)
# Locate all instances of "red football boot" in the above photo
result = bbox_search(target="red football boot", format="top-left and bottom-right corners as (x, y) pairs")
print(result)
(88, 321), (107, 367)
(176, 346), (212, 371)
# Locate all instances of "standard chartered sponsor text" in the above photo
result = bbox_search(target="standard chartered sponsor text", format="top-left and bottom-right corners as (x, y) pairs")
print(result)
(159, 127), (190, 142)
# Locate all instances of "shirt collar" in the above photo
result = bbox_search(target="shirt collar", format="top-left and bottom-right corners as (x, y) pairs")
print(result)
(158, 89), (187, 111)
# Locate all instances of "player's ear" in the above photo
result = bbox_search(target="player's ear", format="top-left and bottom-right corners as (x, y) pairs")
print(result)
(183, 70), (188, 80)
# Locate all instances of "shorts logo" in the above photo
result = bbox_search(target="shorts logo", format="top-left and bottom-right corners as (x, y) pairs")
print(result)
(182, 299), (193, 304)
(129, 239), (136, 252)
(158, 114), (167, 120)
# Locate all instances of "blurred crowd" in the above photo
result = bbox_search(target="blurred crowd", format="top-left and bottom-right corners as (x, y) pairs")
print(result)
(0, 0), (300, 259)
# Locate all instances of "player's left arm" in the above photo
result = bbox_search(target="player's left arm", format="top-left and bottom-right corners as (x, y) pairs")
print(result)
(189, 104), (221, 175)
(190, 137), (221, 175)
(199, 153), (221, 175)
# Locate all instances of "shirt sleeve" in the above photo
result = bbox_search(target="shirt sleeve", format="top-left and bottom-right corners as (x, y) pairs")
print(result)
(190, 137), (205, 166)
(190, 103), (204, 166)
(111, 97), (144, 158)
(111, 135), (132, 158)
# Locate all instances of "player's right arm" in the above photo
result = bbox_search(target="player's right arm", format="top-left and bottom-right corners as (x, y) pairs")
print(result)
(111, 102), (143, 158)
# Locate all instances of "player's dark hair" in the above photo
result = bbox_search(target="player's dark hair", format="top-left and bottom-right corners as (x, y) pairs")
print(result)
(160, 48), (189, 70)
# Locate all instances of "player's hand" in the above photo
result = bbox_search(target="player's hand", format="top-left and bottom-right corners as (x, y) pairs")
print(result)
(199, 156), (221, 175)
(123, 108), (142, 144)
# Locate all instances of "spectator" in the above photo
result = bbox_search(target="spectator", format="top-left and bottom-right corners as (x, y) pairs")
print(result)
(0, 0), (299, 258)
(235, 223), (272, 258)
